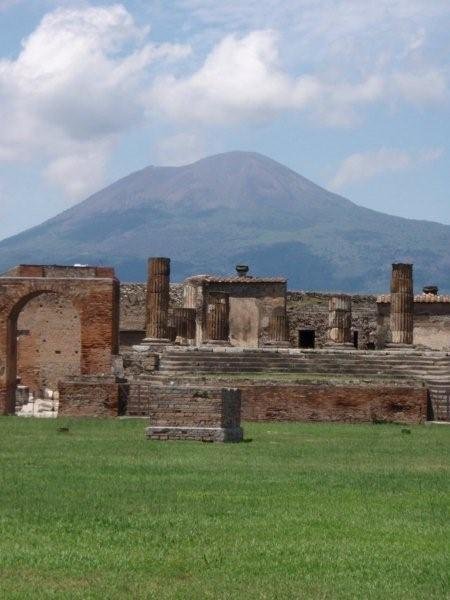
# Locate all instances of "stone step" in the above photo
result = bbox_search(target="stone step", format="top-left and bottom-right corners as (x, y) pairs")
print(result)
(163, 349), (449, 358)
(160, 356), (449, 368)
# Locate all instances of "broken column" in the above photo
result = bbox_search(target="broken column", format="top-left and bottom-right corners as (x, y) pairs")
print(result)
(206, 293), (230, 344)
(327, 294), (352, 346)
(145, 257), (170, 342)
(389, 263), (414, 346)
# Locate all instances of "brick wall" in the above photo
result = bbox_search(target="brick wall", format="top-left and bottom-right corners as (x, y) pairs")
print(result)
(0, 275), (119, 414)
(17, 293), (81, 394)
(58, 376), (121, 417)
(139, 384), (243, 442)
(127, 384), (241, 427)
(241, 384), (427, 424)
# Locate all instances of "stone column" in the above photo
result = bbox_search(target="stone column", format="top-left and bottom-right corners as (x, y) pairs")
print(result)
(328, 294), (352, 346)
(390, 263), (413, 346)
(269, 315), (288, 341)
(266, 314), (290, 347)
(169, 308), (196, 344)
(145, 257), (170, 342)
(206, 294), (230, 344)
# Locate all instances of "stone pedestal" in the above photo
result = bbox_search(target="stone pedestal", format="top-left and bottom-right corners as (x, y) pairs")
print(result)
(389, 263), (413, 346)
(327, 295), (353, 347)
(145, 257), (170, 343)
(206, 294), (230, 345)
(15, 385), (29, 408)
(145, 386), (243, 442)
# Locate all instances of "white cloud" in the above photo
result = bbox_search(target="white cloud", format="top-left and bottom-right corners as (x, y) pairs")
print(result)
(172, 1), (449, 114)
(149, 30), (386, 126)
(0, 4), (190, 198)
(391, 70), (448, 105)
(330, 146), (444, 189)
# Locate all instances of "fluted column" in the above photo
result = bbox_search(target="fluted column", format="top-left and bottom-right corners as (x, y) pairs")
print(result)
(206, 295), (229, 343)
(328, 295), (352, 346)
(268, 315), (289, 344)
(169, 308), (196, 343)
(146, 257), (170, 341)
(390, 263), (413, 345)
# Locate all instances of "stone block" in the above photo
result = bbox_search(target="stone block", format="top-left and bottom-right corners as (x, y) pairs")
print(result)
(141, 385), (243, 442)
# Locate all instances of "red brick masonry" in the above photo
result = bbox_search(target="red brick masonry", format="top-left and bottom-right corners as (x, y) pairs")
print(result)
(140, 384), (243, 441)
(58, 376), (121, 417)
(240, 384), (427, 424)
(0, 268), (119, 414)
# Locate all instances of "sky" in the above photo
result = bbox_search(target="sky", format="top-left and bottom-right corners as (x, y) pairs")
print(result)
(0, 0), (449, 241)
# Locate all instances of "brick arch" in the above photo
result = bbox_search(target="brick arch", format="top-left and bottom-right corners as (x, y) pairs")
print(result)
(0, 274), (119, 414)
(16, 291), (82, 396)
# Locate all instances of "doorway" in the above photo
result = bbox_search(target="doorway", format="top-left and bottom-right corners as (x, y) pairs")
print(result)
(298, 329), (315, 349)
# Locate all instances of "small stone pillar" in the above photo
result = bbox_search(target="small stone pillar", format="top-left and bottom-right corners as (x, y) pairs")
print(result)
(15, 385), (29, 409)
(145, 257), (170, 342)
(206, 294), (230, 344)
(170, 307), (196, 344)
(390, 263), (414, 346)
(328, 294), (352, 346)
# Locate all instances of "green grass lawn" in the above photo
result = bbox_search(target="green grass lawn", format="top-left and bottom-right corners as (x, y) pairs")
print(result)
(0, 418), (449, 599)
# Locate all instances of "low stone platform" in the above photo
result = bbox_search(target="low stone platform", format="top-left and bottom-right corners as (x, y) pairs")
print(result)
(138, 384), (243, 442)
(146, 425), (243, 442)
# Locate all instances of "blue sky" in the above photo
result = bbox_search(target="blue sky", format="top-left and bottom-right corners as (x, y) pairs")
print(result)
(0, 0), (449, 240)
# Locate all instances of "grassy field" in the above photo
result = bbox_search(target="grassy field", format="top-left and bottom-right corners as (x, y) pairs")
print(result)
(0, 418), (449, 599)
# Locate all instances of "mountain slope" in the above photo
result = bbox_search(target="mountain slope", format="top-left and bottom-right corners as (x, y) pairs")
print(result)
(1, 151), (449, 291)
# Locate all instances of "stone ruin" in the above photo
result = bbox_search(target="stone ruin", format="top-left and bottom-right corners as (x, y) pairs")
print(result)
(0, 259), (449, 433)
(0, 264), (122, 419)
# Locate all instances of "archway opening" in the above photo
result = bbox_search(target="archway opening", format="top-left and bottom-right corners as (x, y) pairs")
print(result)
(299, 329), (315, 349)
(13, 292), (81, 417)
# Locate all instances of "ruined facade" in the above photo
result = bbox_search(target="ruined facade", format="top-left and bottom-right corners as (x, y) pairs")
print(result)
(183, 273), (287, 347)
(1, 260), (449, 426)
(0, 265), (120, 415)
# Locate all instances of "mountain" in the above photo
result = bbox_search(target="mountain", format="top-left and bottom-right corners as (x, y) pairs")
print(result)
(1, 151), (449, 292)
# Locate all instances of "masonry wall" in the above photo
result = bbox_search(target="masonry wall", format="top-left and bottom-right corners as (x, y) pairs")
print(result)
(184, 280), (286, 347)
(17, 293), (81, 394)
(0, 274), (119, 414)
(58, 377), (120, 417)
(287, 292), (378, 349)
(127, 383), (241, 428)
(241, 384), (427, 424)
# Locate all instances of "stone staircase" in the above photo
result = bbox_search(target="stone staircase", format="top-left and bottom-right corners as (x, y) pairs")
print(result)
(126, 347), (450, 420)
